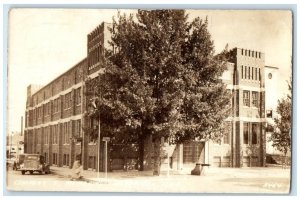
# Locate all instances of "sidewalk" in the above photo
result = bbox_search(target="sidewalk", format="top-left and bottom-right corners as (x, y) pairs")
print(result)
(50, 166), (170, 181)
(50, 165), (223, 182)
(37, 166), (291, 193)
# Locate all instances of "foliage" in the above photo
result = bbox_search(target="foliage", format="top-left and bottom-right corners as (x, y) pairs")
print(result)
(86, 10), (231, 174)
(271, 79), (292, 155)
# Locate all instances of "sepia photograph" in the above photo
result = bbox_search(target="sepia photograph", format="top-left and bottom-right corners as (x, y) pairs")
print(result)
(6, 8), (293, 194)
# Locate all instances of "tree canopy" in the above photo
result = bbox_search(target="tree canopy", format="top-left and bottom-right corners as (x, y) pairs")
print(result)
(271, 79), (292, 156)
(86, 10), (231, 175)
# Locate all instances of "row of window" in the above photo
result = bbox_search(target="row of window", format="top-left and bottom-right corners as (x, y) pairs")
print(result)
(243, 91), (259, 107)
(31, 88), (81, 121)
(33, 120), (81, 145)
(32, 64), (84, 107)
(218, 123), (259, 145)
(241, 65), (261, 81)
(50, 153), (72, 166)
(241, 49), (261, 58)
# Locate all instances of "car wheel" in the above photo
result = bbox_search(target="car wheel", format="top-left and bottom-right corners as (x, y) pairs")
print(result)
(21, 171), (25, 175)
(30, 171), (33, 175)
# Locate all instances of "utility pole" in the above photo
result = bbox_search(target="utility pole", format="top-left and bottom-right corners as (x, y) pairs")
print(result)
(97, 117), (101, 179)
(21, 116), (23, 136)
(102, 137), (110, 180)
(10, 132), (13, 159)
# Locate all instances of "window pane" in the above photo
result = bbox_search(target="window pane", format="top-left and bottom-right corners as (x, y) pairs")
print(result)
(252, 91), (258, 107)
(252, 124), (258, 144)
(241, 66), (243, 79)
(243, 91), (250, 106)
(243, 123), (249, 144)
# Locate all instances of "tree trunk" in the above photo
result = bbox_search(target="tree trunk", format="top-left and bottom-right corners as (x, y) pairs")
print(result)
(138, 134), (144, 171)
(153, 137), (161, 176)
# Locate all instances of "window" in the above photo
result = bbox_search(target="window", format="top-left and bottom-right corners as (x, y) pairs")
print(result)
(245, 66), (247, 79)
(33, 110), (36, 122)
(252, 67), (254, 80)
(63, 122), (70, 144)
(63, 154), (69, 166)
(252, 124), (258, 144)
(44, 104), (47, 116)
(45, 103), (48, 116)
(243, 91), (250, 107)
(44, 127), (49, 144)
(241, 49), (244, 55)
(44, 153), (47, 163)
(255, 68), (257, 80)
(183, 143), (202, 163)
(248, 67), (250, 79)
(64, 93), (72, 109)
(252, 91), (258, 107)
(53, 153), (58, 165)
(37, 107), (40, 119)
(53, 98), (59, 113)
(75, 87), (81, 105)
(46, 102), (51, 116)
(243, 123), (249, 144)
(223, 122), (230, 144)
(75, 120), (81, 137)
(46, 103), (49, 116)
(241, 66), (243, 79)
(53, 125), (59, 144)
(88, 156), (96, 170)
(259, 68), (261, 81)
(37, 130), (41, 144)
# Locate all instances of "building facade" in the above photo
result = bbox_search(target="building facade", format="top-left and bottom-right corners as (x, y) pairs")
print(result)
(207, 48), (267, 168)
(24, 22), (268, 171)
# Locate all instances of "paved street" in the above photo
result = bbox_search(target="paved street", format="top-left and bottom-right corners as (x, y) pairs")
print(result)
(6, 166), (290, 194)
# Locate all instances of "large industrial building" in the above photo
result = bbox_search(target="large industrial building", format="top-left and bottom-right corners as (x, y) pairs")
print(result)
(24, 22), (272, 172)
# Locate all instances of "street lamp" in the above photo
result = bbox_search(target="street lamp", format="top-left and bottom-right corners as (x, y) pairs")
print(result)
(88, 69), (105, 180)
(10, 132), (13, 159)
(97, 115), (101, 179)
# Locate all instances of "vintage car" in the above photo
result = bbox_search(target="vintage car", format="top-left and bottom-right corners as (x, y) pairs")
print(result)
(19, 154), (50, 175)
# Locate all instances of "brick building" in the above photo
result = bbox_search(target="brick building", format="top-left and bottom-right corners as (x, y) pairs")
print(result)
(24, 22), (268, 171)
(207, 48), (267, 168)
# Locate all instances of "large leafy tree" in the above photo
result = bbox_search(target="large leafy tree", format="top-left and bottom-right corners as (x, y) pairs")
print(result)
(89, 10), (231, 175)
(271, 79), (292, 158)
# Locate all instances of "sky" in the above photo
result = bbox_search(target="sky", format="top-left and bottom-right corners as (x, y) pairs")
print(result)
(7, 9), (292, 133)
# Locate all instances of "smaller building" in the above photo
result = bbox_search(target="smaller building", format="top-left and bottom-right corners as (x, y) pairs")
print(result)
(6, 132), (24, 158)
